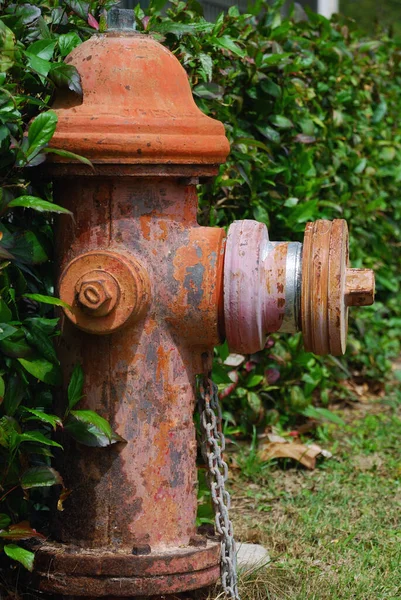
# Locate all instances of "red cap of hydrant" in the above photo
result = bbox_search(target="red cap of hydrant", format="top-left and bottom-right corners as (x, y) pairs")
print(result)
(50, 33), (230, 168)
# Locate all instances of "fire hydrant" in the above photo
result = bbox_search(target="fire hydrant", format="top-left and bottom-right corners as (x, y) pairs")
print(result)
(33, 23), (374, 598)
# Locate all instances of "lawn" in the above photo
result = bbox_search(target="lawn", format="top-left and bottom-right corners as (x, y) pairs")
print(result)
(183, 381), (401, 600)
(224, 389), (401, 600)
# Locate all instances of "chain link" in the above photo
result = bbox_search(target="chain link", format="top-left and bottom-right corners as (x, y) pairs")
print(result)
(198, 376), (240, 600)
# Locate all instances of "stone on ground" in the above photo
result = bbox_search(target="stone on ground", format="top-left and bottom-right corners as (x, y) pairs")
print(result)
(236, 543), (270, 571)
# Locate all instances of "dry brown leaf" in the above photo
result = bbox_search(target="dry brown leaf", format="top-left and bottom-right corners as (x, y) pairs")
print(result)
(258, 441), (324, 470)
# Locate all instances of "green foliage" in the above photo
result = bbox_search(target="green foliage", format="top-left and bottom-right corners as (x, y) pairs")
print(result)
(0, 0), (116, 571)
(135, 0), (401, 429)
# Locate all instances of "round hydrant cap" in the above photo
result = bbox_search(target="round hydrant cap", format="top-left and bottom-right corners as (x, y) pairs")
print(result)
(49, 34), (230, 168)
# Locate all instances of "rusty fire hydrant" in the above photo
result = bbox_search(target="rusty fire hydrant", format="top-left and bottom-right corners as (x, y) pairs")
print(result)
(33, 20), (374, 599)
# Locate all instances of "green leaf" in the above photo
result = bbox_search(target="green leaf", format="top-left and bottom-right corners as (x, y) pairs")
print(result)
(212, 35), (245, 58)
(21, 466), (63, 489)
(269, 115), (293, 129)
(58, 32), (82, 57)
(65, 410), (124, 447)
(0, 299), (12, 323)
(23, 322), (59, 365)
(246, 374), (264, 388)
(354, 158), (367, 174)
(150, 21), (211, 36)
(253, 204), (270, 225)
(23, 293), (71, 309)
(15, 4), (41, 25)
(379, 147), (396, 162)
(302, 406), (345, 426)
(0, 415), (19, 449)
(18, 357), (61, 386)
(68, 363), (84, 410)
(21, 444), (53, 457)
(4, 544), (34, 571)
(71, 410), (112, 437)
(24, 52), (52, 78)
(49, 63), (82, 95)
(284, 197), (299, 208)
(0, 21), (15, 72)
(0, 338), (33, 359)
(8, 196), (72, 216)
(26, 110), (58, 163)
(0, 124), (10, 153)
(262, 52), (292, 66)
(193, 82), (224, 100)
(256, 125), (280, 143)
(17, 431), (62, 448)
(24, 317), (59, 336)
(372, 100), (387, 124)
(287, 199), (319, 227)
(148, 0), (168, 12)
(260, 77), (281, 98)
(43, 148), (93, 168)
(64, 0), (89, 20)
(235, 137), (271, 153)
(199, 53), (213, 81)
(0, 514), (11, 528)
(212, 363), (232, 384)
(7, 231), (48, 265)
(23, 408), (62, 430)
(3, 374), (25, 416)
(247, 391), (262, 413)
(26, 39), (56, 61)
(0, 323), (17, 341)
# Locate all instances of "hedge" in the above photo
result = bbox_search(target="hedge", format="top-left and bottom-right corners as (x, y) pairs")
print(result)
(138, 0), (401, 429)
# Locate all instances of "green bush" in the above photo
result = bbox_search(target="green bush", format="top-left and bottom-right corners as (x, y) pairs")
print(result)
(1, 0), (401, 573)
(135, 0), (401, 431)
(0, 0), (117, 571)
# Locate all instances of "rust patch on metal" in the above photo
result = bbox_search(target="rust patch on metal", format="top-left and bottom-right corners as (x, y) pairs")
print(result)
(34, 540), (220, 595)
(345, 268), (375, 307)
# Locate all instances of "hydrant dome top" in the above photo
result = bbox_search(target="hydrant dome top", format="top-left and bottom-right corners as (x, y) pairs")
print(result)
(50, 34), (230, 168)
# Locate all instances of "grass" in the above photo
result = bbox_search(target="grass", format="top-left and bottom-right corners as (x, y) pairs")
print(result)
(217, 391), (401, 599)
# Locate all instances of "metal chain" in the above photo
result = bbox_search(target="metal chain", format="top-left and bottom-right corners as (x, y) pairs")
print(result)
(198, 376), (240, 600)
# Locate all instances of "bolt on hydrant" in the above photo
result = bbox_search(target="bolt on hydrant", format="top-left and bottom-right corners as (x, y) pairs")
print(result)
(33, 13), (375, 599)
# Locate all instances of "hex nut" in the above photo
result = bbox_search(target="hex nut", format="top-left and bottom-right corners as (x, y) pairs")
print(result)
(75, 272), (120, 317)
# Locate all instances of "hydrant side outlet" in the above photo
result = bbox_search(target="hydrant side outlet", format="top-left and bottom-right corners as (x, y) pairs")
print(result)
(223, 219), (375, 356)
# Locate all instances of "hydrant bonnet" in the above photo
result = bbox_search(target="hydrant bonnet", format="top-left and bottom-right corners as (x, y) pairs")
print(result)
(50, 34), (230, 168)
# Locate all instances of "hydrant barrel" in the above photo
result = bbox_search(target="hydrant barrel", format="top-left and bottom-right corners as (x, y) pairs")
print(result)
(34, 30), (229, 597)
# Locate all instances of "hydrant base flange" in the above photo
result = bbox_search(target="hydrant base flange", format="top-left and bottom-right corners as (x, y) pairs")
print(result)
(34, 540), (220, 596)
